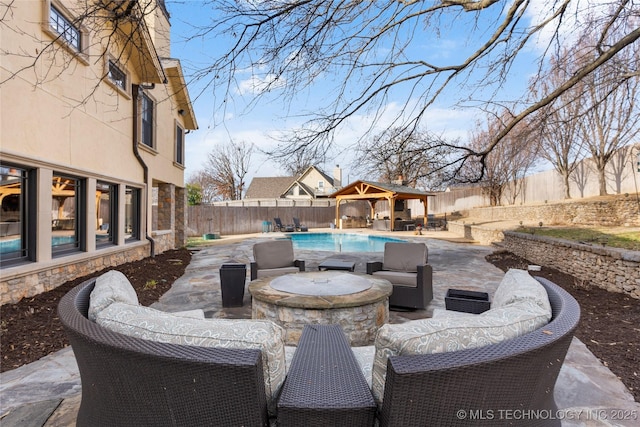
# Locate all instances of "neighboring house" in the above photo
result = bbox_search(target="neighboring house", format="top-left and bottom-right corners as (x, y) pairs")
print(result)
(245, 166), (343, 200)
(0, 0), (197, 304)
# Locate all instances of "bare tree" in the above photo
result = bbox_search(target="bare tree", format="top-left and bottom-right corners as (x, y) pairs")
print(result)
(281, 150), (326, 177)
(201, 140), (254, 200)
(187, 170), (219, 204)
(188, 0), (640, 181)
(463, 111), (537, 206)
(578, 44), (640, 195)
(530, 55), (588, 199)
(607, 145), (635, 194)
(353, 127), (455, 190)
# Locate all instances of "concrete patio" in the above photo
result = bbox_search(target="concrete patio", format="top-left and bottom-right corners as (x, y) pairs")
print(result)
(1, 230), (638, 426)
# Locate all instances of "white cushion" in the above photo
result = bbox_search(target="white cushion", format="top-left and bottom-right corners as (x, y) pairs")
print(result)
(96, 302), (287, 415)
(171, 309), (205, 319)
(493, 269), (552, 314)
(351, 346), (375, 389)
(371, 297), (552, 404)
(88, 271), (138, 321)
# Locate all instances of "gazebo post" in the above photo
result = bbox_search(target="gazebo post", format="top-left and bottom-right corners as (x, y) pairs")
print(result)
(388, 196), (395, 231)
(422, 196), (428, 228)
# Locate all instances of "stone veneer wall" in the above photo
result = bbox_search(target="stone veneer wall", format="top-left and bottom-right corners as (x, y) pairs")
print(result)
(469, 195), (640, 226)
(252, 299), (388, 346)
(501, 231), (639, 299)
(151, 230), (175, 255)
(1, 244), (149, 305)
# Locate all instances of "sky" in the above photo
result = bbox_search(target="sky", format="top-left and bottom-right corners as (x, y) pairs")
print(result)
(164, 0), (595, 188)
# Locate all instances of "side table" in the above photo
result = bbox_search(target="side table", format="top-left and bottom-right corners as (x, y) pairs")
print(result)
(277, 325), (376, 426)
(318, 259), (356, 271)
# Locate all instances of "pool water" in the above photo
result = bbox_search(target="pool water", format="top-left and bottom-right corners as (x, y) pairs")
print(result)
(0, 236), (75, 254)
(286, 233), (403, 252)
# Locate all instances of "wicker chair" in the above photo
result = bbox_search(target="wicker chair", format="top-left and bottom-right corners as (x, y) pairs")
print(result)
(377, 277), (580, 426)
(58, 279), (271, 427)
(366, 242), (433, 310)
(251, 239), (305, 280)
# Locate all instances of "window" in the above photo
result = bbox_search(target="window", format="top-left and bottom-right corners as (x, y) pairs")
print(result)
(317, 181), (325, 193)
(125, 186), (141, 242)
(175, 125), (184, 165)
(141, 93), (154, 148)
(0, 165), (34, 266)
(49, 5), (81, 51)
(96, 181), (117, 247)
(52, 174), (84, 256)
(108, 60), (126, 91)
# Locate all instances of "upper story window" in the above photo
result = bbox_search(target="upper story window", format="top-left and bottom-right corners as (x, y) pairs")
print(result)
(108, 60), (127, 91)
(49, 5), (81, 51)
(141, 92), (154, 148)
(317, 181), (325, 192)
(175, 125), (184, 165)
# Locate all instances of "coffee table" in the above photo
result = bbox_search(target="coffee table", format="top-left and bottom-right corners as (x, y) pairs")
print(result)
(249, 271), (392, 345)
(318, 259), (356, 271)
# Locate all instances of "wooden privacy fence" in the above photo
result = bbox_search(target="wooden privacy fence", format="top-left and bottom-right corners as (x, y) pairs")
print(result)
(187, 200), (369, 236)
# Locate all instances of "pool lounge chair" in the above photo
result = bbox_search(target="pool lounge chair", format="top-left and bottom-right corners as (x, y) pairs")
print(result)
(292, 217), (308, 232)
(273, 217), (294, 232)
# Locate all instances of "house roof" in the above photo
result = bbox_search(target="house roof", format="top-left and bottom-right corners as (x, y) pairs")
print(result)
(163, 58), (198, 130)
(330, 180), (434, 200)
(244, 176), (295, 199)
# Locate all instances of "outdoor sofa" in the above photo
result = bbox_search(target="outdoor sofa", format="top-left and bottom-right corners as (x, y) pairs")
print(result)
(59, 269), (579, 426)
(58, 273), (286, 426)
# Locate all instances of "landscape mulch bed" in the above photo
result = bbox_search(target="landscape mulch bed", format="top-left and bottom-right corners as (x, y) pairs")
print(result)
(1, 248), (637, 402)
(1, 248), (191, 373)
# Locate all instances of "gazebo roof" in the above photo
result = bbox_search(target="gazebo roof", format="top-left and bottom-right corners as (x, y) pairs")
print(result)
(329, 180), (435, 201)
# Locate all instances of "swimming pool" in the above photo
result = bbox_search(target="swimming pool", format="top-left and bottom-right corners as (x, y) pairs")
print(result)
(286, 233), (404, 252)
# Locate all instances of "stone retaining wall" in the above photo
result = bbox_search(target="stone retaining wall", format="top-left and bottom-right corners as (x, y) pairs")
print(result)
(1, 244), (149, 305)
(469, 195), (640, 226)
(501, 231), (639, 299)
(447, 221), (505, 246)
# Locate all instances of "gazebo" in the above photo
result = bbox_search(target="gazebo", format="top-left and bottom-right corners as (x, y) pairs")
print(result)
(329, 181), (435, 231)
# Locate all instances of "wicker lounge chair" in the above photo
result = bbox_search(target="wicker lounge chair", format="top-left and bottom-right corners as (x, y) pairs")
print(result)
(58, 279), (271, 427)
(366, 242), (433, 310)
(251, 239), (305, 280)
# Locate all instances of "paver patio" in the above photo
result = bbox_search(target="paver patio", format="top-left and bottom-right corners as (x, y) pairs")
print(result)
(1, 230), (638, 426)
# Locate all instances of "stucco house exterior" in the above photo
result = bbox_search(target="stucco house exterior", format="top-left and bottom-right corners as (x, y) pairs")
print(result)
(0, 0), (197, 304)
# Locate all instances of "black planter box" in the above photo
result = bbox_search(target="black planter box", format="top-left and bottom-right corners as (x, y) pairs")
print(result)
(445, 289), (490, 314)
(219, 263), (247, 307)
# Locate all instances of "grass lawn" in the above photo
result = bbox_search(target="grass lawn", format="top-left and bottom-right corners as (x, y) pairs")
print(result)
(516, 226), (640, 251)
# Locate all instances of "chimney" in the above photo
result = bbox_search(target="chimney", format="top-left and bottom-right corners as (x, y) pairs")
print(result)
(333, 165), (342, 188)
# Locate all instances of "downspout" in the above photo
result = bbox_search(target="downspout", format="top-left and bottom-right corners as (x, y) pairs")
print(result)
(132, 84), (155, 257)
